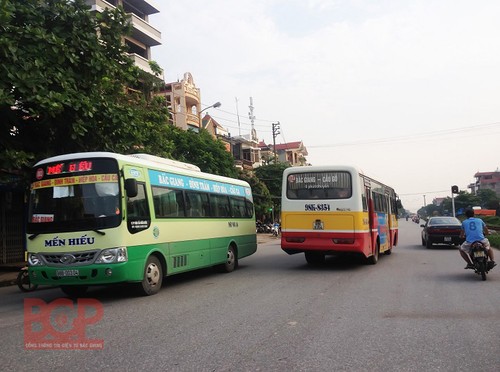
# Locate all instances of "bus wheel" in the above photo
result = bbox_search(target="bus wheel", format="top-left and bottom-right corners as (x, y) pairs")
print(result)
(305, 252), (325, 265)
(61, 285), (88, 298)
(139, 255), (163, 296)
(217, 245), (238, 273)
(367, 244), (379, 265)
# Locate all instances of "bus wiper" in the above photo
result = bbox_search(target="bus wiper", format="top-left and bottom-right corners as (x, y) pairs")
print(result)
(28, 234), (40, 240)
(93, 230), (106, 236)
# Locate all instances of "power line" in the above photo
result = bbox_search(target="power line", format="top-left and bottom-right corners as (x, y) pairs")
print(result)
(307, 122), (500, 148)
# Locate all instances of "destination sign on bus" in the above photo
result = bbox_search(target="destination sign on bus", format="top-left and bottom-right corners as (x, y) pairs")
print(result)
(45, 160), (93, 176)
(148, 169), (251, 198)
(287, 171), (350, 189)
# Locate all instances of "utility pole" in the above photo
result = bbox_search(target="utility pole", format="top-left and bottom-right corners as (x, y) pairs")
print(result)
(272, 121), (280, 164)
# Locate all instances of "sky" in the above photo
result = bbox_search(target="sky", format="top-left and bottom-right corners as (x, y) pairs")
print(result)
(149, 0), (500, 212)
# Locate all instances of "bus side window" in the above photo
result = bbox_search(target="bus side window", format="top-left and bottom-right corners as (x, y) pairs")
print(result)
(127, 182), (151, 233)
(186, 191), (203, 217)
(127, 183), (149, 219)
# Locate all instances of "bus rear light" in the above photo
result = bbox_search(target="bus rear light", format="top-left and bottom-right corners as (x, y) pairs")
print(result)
(286, 237), (305, 243)
(333, 238), (355, 244)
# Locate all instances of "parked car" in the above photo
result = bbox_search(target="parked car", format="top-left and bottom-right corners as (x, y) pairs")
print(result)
(421, 216), (464, 249)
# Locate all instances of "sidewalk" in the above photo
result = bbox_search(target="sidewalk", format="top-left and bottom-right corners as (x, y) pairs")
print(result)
(0, 235), (278, 288)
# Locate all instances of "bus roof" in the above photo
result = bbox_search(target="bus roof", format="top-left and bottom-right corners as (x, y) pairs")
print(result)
(284, 165), (362, 175)
(33, 152), (250, 187)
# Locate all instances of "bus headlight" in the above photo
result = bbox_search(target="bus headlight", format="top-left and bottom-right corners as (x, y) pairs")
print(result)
(28, 253), (43, 266)
(96, 247), (128, 264)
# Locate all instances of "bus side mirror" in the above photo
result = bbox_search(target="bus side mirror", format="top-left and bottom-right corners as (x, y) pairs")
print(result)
(124, 178), (138, 198)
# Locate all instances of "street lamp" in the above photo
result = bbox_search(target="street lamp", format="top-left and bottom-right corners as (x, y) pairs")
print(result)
(200, 101), (221, 114)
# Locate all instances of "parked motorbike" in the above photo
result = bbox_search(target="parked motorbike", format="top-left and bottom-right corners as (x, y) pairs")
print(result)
(470, 241), (493, 281)
(17, 266), (38, 292)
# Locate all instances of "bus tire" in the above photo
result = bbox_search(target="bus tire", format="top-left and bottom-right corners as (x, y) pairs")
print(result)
(61, 285), (88, 298)
(138, 255), (163, 296)
(305, 252), (325, 265)
(367, 244), (379, 265)
(217, 245), (238, 273)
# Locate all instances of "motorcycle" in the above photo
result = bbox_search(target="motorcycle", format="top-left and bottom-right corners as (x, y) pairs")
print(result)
(271, 223), (280, 237)
(470, 241), (494, 281)
(17, 266), (38, 292)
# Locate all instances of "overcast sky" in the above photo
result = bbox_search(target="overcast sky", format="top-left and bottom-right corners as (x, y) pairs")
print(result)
(150, 0), (500, 212)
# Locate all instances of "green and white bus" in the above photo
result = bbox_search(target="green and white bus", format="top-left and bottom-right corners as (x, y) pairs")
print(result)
(27, 152), (257, 296)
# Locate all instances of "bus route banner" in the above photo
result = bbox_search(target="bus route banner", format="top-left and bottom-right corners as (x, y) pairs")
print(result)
(24, 298), (104, 350)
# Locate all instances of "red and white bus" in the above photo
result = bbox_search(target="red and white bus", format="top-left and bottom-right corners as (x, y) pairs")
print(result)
(280, 165), (398, 265)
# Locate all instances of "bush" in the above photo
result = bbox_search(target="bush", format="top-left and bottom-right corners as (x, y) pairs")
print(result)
(483, 216), (500, 229)
(489, 234), (500, 249)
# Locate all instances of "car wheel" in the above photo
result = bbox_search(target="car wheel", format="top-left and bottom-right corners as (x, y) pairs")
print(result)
(426, 239), (433, 249)
(421, 237), (426, 246)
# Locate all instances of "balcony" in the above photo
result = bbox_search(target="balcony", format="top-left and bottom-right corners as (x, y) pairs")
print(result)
(128, 53), (164, 79)
(85, 0), (161, 46)
(128, 12), (161, 46)
(186, 113), (200, 129)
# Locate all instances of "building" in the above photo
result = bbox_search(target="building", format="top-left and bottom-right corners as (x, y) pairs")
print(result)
(84, 0), (163, 79)
(160, 72), (205, 132)
(471, 170), (500, 196)
(259, 141), (309, 166)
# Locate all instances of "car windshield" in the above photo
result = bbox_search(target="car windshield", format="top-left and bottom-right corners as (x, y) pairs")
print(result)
(428, 217), (461, 226)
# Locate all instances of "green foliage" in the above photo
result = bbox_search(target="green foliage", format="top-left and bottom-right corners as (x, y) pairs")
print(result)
(483, 216), (500, 228)
(238, 170), (272, 219)
(167, 128), (237, 178)
(418, 190), (500, 218)
(0, 0), (238, 181)
(489, 234), (500, 249)
(0, 0), (138, 172)
(477, 189), (499, 209)
(254, 163), (289, 216)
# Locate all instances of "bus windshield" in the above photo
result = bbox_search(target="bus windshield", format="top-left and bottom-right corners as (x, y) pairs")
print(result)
(27, 158), (121, 234)
(286, 171), (352, 199)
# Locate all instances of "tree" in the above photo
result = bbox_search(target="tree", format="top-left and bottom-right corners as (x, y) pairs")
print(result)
(167, 128), (238, 178)
(238, 170), (272, 220)
(255, 163), (289, 217)
(0, 0), (161, 177)
(0, 0), (238, 182)
(477, 189), (499, 209)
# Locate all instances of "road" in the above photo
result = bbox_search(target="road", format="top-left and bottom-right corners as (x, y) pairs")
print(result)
(1, 220), (499, 371)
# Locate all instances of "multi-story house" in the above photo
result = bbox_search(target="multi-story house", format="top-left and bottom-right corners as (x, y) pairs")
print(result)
(259, 141), (309, 166)
(85, 0), (163, 79)
(161, 72), (203, 131)
(471, 170), (500, 196)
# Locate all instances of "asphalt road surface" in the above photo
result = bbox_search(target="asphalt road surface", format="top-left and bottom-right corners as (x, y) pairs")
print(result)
(1, 219), (499, 371)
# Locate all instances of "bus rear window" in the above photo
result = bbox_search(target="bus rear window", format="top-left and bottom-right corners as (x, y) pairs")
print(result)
(286, 171), (352, 200)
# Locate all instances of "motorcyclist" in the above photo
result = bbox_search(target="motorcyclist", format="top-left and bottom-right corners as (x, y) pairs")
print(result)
(459, 209), (496, 270)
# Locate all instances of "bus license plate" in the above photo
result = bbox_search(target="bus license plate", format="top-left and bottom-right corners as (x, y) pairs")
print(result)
(444, 237), (451, 242)
(56, 269), (79, 277)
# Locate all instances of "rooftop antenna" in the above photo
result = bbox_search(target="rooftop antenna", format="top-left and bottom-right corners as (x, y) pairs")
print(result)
(248, 97), (257, 141)
(235, 97), (241, 136)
